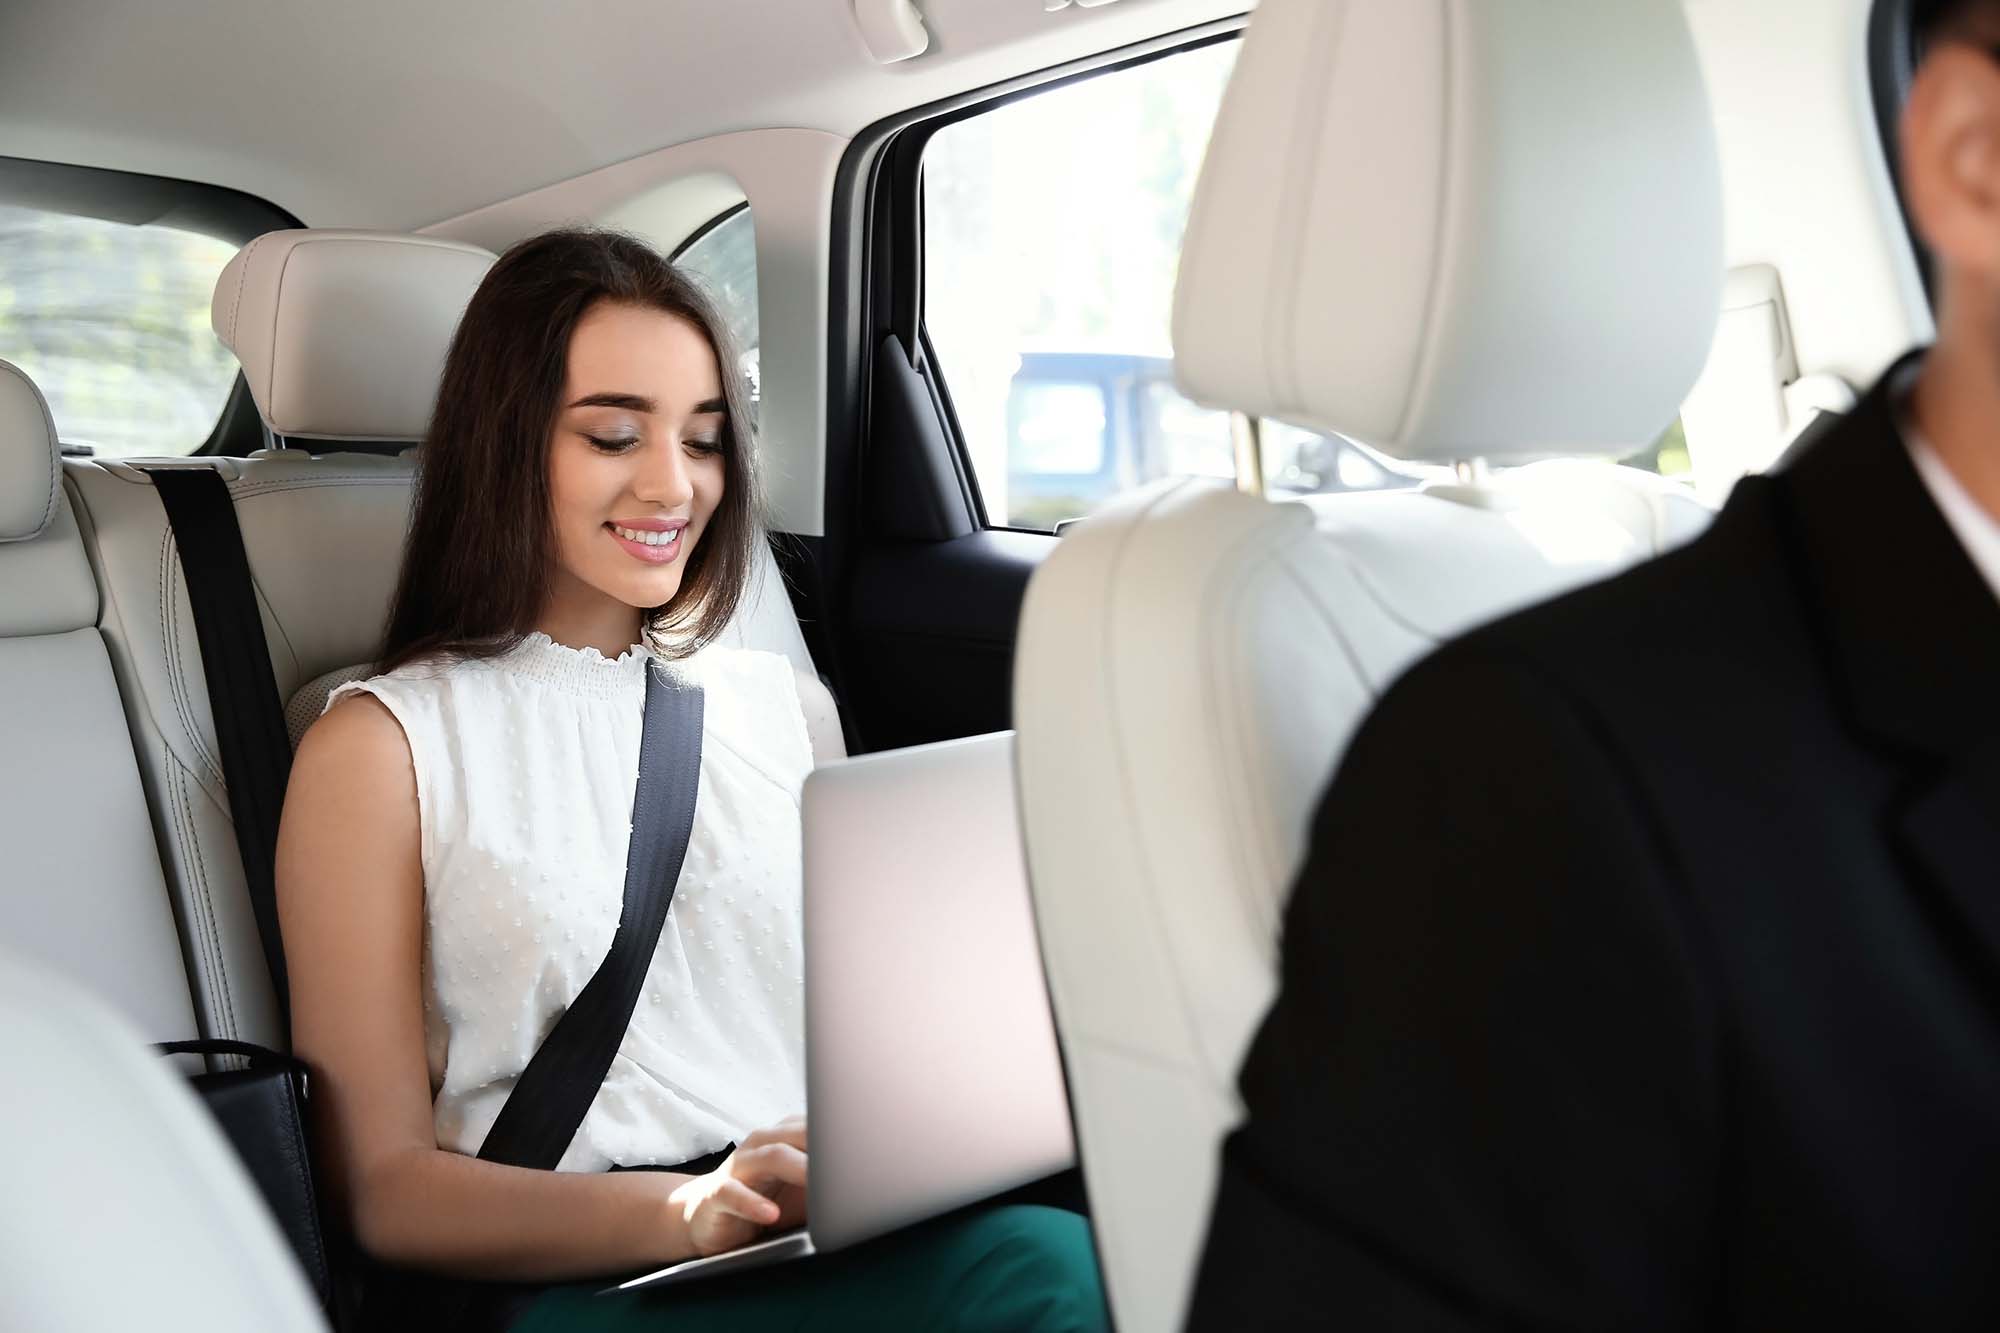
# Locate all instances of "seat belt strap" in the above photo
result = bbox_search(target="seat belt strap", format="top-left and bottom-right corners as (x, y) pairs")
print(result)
(476, 663), (706, 1171)
(144, 467), (295, 1029)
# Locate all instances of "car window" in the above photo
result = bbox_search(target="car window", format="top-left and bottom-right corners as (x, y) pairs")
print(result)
(922, 41), (1691, 531)
(0, 203), (240, 458)
(674, 205), (760, 422)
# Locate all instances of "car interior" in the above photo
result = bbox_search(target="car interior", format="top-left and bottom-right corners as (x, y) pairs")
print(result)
(0, 0), (1942, 1328)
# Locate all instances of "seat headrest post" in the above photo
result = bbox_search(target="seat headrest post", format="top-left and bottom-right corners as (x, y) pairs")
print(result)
(1230, 412), (1266, 499)
(212, 230), (496, 444)
(1171, 0), (1724, 466)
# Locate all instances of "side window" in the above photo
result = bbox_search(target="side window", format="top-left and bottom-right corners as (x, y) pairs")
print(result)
(674, 205), (760, 422)
(922, 42), (1692, 530)
(0, 204), (240, 457)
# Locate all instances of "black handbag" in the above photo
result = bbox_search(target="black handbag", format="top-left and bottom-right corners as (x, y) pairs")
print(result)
(156, 1037), (332, 1307)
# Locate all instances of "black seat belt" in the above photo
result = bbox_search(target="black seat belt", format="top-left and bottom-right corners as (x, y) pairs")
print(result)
(145, 466), (295, 1028)
(478, 663), (705, 1168)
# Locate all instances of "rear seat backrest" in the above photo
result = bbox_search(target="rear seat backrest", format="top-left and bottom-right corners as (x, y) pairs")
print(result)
(70, 449), (421, 1046)
(67, 228), (840, 1048)
(0, 360), (199, 1041)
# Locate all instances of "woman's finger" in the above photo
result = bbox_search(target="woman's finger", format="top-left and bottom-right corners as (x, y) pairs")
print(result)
(730, 1142), (808, 1190)
(713, 1177), (783, 1226)
(739, 1121), (808, 1153)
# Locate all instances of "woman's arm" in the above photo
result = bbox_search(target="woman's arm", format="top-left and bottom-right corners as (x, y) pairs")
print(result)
(278, 694), (732, 1281)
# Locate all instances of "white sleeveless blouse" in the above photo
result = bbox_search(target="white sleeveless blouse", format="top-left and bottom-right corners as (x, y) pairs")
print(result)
(327, 633), (812, 1172)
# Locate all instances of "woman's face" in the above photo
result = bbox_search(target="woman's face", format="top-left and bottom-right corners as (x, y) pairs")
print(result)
(546, 300), (728, 621)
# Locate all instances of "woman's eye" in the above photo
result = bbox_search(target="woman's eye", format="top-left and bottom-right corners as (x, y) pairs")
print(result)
(584, 433), (641, 454)
(686, 436), (725, 456)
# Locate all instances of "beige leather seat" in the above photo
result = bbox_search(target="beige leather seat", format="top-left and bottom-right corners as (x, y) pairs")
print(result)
(0, 951), (324, 1333)
(1, 367), (313, 1319)
(67, 228), (842, 1050)
(1010, 3), (1725, 1328)
(0, 359), (199, 1043)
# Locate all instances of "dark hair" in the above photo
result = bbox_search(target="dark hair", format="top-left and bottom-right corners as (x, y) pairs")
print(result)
(1916, 0), (2000, 52)
(377, 228), (762, 675)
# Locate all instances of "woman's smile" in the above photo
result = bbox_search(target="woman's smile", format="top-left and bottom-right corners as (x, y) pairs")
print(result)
(607, 517), (688, 565)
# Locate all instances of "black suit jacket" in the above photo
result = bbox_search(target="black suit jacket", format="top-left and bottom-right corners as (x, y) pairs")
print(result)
(1188, 365), (2000, 1330)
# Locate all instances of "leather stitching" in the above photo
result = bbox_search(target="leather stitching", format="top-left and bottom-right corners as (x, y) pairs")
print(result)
(158, 526), (225, 788)
(161, 760), (217, 1032)
(1393, 0), (1460, 443)
(228, 475), (410, 499)
(1266, 1), (1347, 418)
(1094, 480), (1264, 1086)
(159, 530), (219, 785)
(266, 240), (302, 432)
(1197, 528), (1323, 1002)
(1, 360), (61, 541)
(226, 484), (304, 686)
(224, 233), (267, 353)
(171, 755), (238, 1040)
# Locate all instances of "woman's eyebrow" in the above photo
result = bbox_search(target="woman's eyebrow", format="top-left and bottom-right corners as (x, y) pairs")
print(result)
(566, 392), (729, 416)
(569, 391), (655, 412)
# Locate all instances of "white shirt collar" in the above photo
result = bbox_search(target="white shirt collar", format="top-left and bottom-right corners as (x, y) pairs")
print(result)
(1894, 362), (2000, 605)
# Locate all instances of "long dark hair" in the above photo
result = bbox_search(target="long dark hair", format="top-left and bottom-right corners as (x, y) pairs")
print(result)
(378, 228), (761, 675)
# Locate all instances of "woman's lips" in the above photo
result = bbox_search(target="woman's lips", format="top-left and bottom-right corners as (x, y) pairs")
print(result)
(606, 521), (684, 565)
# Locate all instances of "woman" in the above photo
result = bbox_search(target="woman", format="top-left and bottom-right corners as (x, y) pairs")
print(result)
(277, 228), (1104, 1331)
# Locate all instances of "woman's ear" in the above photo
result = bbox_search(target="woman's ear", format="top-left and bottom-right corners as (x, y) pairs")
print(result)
(1904, 45), (2000, 282)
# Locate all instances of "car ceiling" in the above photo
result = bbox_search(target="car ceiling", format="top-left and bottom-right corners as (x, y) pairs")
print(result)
(0, 0), (1247, 231)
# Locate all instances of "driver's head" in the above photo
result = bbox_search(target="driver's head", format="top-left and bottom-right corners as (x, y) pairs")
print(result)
(1904, 0), (2000, 336)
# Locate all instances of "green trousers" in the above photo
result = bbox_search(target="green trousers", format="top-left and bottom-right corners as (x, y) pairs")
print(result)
(509, 1205), (1108, 1332)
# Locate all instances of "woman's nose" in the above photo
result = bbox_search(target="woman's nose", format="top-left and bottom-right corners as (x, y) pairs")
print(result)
(633, 437), (696, 510)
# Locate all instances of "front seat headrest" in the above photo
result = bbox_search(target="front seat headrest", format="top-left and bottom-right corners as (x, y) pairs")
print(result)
(0, 359), (60, 543)
(212, 229), (496, 442)
(1171, 0), (1724, 464)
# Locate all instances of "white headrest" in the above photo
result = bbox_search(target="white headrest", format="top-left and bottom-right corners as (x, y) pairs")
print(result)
(1172, 0), (1724, 463)
(213, 230), (495, 442)
(0, 360), (60, 543)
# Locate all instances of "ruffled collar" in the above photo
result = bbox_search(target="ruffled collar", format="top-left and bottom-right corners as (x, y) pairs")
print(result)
(500, 630), (654, 699)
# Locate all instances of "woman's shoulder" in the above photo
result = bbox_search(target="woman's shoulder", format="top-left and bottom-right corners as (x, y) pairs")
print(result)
(296, 685), (419, 793)
(311, 653), (477, 778)
(683, 644), (799, 694)
(680, 646), (817, 779)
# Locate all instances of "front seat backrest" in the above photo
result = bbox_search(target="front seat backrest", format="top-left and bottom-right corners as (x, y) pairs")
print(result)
(1010, 3), (1723, 1329)
(0, 360), (200, 1042)
(0, 952), (324, 1333)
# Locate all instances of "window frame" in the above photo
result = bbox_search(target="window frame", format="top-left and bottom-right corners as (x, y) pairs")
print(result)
(828, 15), (1251, 543)
(0, 154), (301, 457)
(669, 200), (750, 264)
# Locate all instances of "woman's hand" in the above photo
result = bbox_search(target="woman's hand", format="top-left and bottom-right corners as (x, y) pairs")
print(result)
(668, 1117), (809, 1258)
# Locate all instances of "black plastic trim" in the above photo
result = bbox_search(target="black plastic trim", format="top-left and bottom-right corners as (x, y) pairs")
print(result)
(0, 154), (302, 244)
(669, 200), (750, 263)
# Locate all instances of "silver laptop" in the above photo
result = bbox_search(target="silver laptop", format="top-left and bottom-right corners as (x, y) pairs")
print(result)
(607, 731), (1077, 1292)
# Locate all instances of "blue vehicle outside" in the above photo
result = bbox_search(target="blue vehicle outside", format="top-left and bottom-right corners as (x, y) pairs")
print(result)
(1001, 350), (1424, 530)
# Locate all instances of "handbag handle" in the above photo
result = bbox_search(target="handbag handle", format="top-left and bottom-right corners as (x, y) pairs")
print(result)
(157, 1038), (311, 1089)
